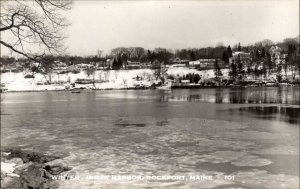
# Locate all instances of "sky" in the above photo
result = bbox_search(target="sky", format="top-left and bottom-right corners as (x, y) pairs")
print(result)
(1, 0), (299, 56)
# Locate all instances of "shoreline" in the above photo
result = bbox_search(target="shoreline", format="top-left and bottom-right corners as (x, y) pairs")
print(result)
(1, 84), (299, 93)
(1, 68), (299, 93)
(1, 148), (72, 189)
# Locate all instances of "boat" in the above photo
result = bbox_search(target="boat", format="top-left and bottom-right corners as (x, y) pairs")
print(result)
(71, 91), (81, 93)
(70, 88), (81, 93)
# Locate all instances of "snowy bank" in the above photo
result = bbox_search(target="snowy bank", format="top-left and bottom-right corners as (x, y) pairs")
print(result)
(1, 68), (228, 92)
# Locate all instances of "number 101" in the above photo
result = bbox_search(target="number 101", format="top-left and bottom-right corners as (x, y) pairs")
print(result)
(224, 175), (235, 180)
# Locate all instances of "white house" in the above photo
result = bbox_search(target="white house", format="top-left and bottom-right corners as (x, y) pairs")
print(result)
(76, 63), (95, 71)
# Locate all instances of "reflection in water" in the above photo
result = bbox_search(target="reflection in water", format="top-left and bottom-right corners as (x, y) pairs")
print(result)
(233, 106), (300, 124)
(157, 87), (300, 105)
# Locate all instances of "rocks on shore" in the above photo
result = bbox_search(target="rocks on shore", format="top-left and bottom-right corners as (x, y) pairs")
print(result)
(1, 148), (72, 189)
(5, 149), (60, 163)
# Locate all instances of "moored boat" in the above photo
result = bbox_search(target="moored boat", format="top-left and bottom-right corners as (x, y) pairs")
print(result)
(70, 88), (81, 93)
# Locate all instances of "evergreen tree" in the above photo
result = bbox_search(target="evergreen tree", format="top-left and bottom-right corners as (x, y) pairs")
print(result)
(112, 58), (118, 70)
(238, 42), (241, 51)
(227, 46), (233, 57)
(286, 44), (298, 80)
(254, 65), (260, 79)
(214, 59), (223, 78)
(247, 66), (252, 74)
(276, 65), (283, 82)
(261, 47), (266, 58)
(121, 53), (128, 69)
(147, 50), (153, 62)
(190, 51), (196, 61)
(111, 56), (123, 70)
(237, 55), (243, 73)
(230, 63), (237, 79)
(117, 56), (123, 68)
(222, 50), (229, 64)
(190, 73), (195, 83)
(266, 51), (272, 72)
(255, 49), (260, 60)
(194, 74), (201, 84)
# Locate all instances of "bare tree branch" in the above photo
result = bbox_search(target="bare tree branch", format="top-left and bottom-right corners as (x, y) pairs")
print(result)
(0, 40), (39, 63)
(0, 0), (72, 65)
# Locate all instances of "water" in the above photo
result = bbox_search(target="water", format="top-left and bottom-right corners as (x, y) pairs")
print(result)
(1, 87), (299, 189)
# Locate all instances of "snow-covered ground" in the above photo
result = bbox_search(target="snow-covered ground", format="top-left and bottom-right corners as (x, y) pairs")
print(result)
(3, 67), (296, 92)
(1, 68), (230, 92)
(1, 69), (154, 91)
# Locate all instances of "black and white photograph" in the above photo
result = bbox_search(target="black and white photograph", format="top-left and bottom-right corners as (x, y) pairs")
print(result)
(0, 0), (299, 188)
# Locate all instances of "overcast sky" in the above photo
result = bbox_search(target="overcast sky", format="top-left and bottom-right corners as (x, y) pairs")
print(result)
(2, 0), (299, 56)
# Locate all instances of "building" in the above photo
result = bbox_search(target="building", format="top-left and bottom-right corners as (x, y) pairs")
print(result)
(76, 63), (95, 71)
(96, 61), (109, 70)
(67, 65), (79, 72)
(127, 61), (141, 69)
(52, 61), (67, 71)
(54, 61), (67, 68)
(232, 51), (252, 67)
(172, 57), (189, 65)
(168, 64), (187, 68)
(269, 46), (287, 66)
(189, 60), (201, 68)
(275, 54), (287, 65)
(140, 62), (151, 69)
(199, 59), (216, 68)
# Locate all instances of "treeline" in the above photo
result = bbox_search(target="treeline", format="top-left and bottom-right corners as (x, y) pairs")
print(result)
(110, 47), (173, 65)
(226, 41), (300, 81)
(1, 37), (299, 66)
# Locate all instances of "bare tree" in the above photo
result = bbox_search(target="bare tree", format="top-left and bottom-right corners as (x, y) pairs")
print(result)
(85, 66), (96, 79)
(110, 47), (130, 57)
(126, 47), (145, 60)
(132, 47), (145, 60)
(254, 39), (274, 47)
(0, 0), (72, 64)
